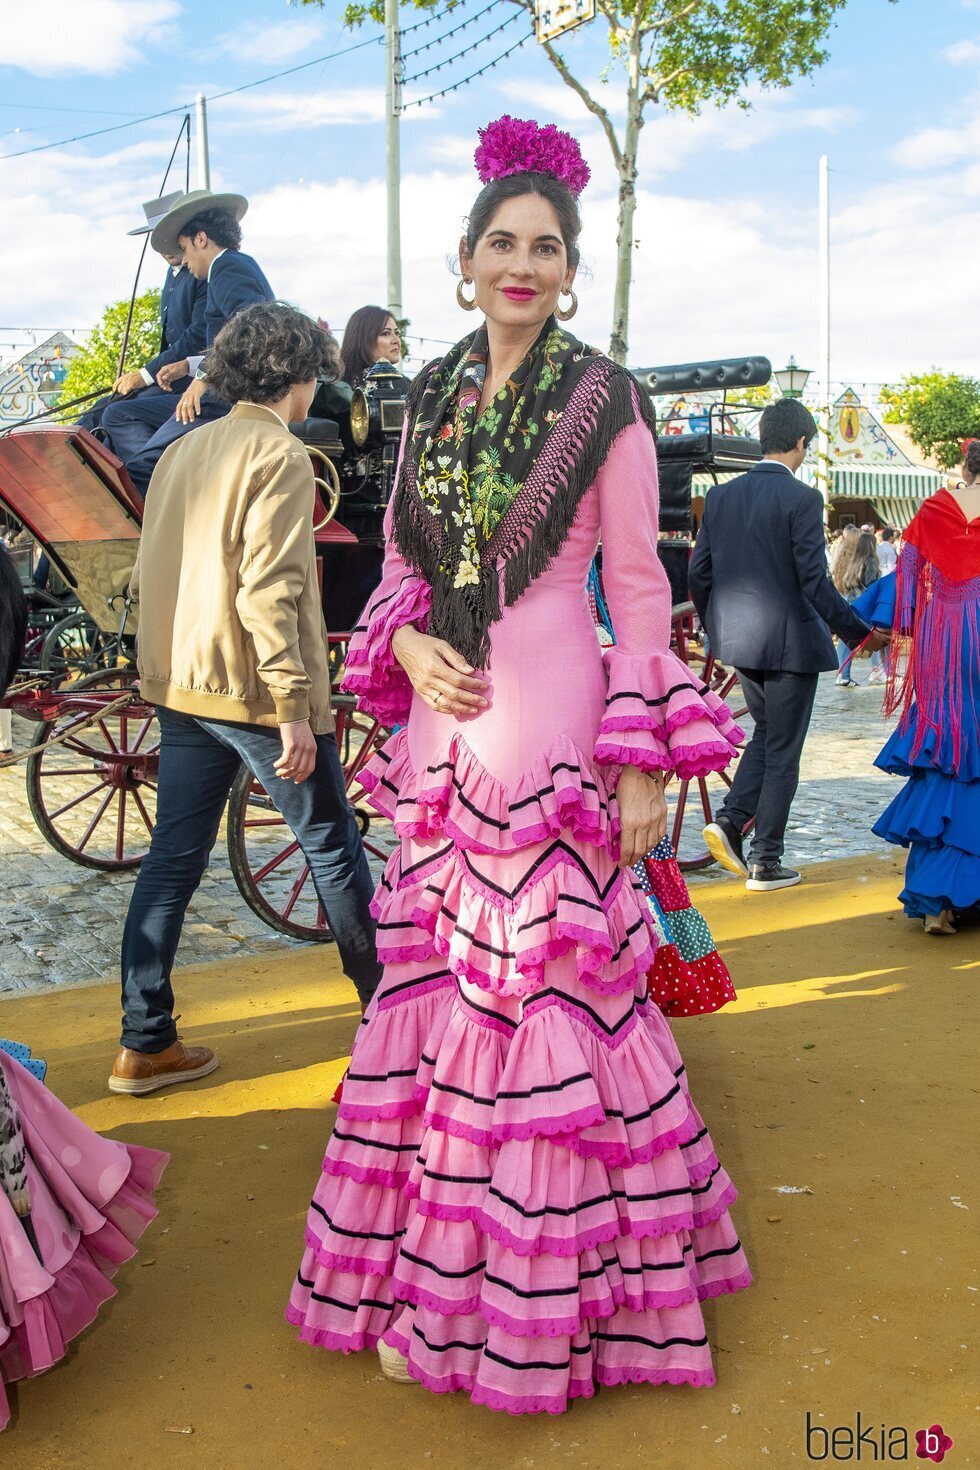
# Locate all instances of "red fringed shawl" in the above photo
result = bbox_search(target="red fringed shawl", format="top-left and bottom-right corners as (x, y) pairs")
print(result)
(885, 489), (980, 771)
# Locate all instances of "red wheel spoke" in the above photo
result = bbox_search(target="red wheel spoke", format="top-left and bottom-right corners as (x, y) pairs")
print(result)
(76, 787), (116, 852)
(243, 816), (287, 830)
(281, 865), (312, 920)
(131, 785), (156, 836)
(47, 780), (107, 819)
(95, 720), (120, 754)
(41, 766), (99, 777)
(253, 840), (301, 883)
(129, 716), (156, 754)
(115, 786), (128, 861)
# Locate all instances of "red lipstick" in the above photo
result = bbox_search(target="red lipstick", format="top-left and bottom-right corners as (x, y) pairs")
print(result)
(501, 287), (536, 301)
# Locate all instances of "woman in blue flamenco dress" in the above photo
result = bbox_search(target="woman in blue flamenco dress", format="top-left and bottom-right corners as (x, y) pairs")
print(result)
(857, 447), (980, 933)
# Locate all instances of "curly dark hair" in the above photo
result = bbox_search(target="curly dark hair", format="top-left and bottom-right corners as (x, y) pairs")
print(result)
(964, 439), (980, 478)
(177, 207), (243, 251)
(205, 302), (341, 406)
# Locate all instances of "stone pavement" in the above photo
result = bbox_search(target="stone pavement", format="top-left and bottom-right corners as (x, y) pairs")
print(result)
(0, 670), (901, 998)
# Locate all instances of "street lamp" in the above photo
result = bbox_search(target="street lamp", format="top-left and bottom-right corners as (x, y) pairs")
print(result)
(773, 356), (812, 400)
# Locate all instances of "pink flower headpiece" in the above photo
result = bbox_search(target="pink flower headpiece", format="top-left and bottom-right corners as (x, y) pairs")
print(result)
(474, 115), (591, 197)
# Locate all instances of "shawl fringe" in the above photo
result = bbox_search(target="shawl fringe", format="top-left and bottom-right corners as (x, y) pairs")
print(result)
(393, 356), (655, 669)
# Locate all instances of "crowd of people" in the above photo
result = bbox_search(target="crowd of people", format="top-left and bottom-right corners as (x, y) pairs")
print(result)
(0, 113), (976, 1424)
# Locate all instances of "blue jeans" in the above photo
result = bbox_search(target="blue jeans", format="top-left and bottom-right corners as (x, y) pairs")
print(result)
(120, 707), (382, 1051)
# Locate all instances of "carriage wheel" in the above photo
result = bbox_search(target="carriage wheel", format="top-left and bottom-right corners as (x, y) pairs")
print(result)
(667, 663), (754, 872)
(226, 701), (391, 942)
(39, 610), (116, 683)
(25, 669), (159, 871)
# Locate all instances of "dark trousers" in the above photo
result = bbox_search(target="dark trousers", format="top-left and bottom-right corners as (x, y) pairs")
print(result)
(100, 381), (195, 475)
(120, 707), (382, 1052)
(719, 668), (819, 865)
(125, 391), (228, 492)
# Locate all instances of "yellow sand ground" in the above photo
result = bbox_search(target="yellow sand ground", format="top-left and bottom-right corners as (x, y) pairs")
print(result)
(0, 852), (975, 1470)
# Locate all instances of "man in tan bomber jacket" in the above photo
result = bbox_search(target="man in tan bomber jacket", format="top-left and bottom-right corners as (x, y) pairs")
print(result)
(110, 303), (382, 1095)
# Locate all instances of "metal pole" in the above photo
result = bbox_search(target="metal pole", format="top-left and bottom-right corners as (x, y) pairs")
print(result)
(817, 154), (831, 521)
(195, 92), (211, 191)
(384, 0), (403, 320)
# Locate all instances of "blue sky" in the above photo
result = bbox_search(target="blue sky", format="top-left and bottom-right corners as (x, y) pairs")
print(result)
(1, 0), (977, 389)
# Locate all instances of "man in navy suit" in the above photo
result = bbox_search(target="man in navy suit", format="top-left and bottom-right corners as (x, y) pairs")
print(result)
(101, 189), (274, 490)
(689, 398), (889, 892)
(79, 194), (208, 433)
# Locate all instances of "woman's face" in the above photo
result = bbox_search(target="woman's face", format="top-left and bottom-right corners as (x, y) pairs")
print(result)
(459, 193), (575, 332)
(373, 317), (401, 365)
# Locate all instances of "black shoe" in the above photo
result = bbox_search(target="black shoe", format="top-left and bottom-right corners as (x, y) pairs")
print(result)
(745, 863), (801, 892)
(703, 816), (748, 877)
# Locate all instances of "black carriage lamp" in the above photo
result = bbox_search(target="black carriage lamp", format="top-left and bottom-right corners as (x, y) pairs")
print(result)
(773, 357), (812, 400)
(38, 366), (61, 411)
(350, 360), (410, 452)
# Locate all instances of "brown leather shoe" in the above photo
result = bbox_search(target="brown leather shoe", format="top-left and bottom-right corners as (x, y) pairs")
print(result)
(109, 1039), (219, 1095)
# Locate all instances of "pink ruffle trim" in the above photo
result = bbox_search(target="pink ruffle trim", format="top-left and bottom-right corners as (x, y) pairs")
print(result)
(372, 840), (656, 1002)
(339, 572), (432, 725)
(359, 727), (620, 857)
(596, 650), (743, 777)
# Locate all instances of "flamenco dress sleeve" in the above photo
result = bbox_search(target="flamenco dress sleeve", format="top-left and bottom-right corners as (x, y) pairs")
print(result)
(338, 456), (431, 727)
(592, 410), (743, 778)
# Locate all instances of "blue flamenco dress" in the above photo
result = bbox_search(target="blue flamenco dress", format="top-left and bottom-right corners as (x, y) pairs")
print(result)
(855, 490), (980, 919)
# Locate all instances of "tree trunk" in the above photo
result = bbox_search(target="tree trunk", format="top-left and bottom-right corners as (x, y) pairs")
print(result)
(609, 56), (643, 364)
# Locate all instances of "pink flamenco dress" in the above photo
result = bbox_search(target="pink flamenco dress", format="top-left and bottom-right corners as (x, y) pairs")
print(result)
(0, 1049), (167, 1430)
(287, 397), (752, 1414)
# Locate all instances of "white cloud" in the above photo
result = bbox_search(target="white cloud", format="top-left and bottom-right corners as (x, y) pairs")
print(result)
(218, 88), (387, 131)
(944, 37), (980, 64)
(890, 105), (980, 169)
(0, 0), (180, 77)
(220, 14), (329, 65)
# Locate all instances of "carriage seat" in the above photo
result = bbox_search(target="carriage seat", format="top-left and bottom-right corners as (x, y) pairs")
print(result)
(289, 417), (341, 446)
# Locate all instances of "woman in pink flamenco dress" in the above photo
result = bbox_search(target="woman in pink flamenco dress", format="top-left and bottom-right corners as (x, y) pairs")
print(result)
(0, 1048), (167, 1430)
(287, 117), (752, 1414)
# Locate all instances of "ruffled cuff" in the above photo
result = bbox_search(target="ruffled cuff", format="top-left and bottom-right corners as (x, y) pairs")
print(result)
(339, 572), (431, 725)
(594, 650), (744, 779)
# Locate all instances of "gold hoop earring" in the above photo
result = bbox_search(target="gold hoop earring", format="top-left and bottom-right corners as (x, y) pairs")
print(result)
(555, 288), (578, 322)
(456, 279), (477, 312)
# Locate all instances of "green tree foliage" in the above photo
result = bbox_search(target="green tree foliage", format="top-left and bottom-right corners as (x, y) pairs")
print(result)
(880, 371), (980, 469)
(58, 291), (162, 413)
(297, 0), (893, 362)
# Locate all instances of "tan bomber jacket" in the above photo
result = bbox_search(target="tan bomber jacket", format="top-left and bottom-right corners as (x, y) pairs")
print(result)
(131, 401), (332, 732)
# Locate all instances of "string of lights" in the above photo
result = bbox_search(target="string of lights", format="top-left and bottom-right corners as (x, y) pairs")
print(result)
(402, 11), (523, 84)
(401, 0), (503, 61)
(404, 30), (532, 108)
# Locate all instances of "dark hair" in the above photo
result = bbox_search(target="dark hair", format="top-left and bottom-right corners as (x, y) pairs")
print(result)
(964, 439), (980, 477)
(880, 526), (896, 542)
(465, 172), (582, 270)
(341, 304), (397, 385)
(205, 302), (340, 405)
(177, 207), (243, 251)
(759, 398), (817, 454)
(0, 544), (27, 696)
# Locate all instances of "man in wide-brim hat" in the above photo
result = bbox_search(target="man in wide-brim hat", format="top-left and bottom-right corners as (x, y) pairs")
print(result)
(78, 190), (208, 434)
(102, 188), (274, 490)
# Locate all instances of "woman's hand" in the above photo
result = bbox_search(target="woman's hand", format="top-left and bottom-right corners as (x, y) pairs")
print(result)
(391, 625), (489, 716)
(616, 764), (667, 869)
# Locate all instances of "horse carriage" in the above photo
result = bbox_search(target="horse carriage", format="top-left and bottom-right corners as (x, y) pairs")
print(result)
(0, 353), (764, 946)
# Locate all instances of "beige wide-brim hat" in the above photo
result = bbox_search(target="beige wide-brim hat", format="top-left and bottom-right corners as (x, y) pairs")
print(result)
(149, 189), (249, 255)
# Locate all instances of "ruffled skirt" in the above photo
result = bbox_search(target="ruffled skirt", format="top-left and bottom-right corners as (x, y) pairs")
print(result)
(288, 732), (750, 1414)
(0, 1054), (168, 1430)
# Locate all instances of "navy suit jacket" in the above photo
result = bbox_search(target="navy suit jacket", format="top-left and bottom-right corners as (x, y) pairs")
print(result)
(688, 460), (870, 674)
(146, 266), (207, 378)
(204, 250), (274, 346)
